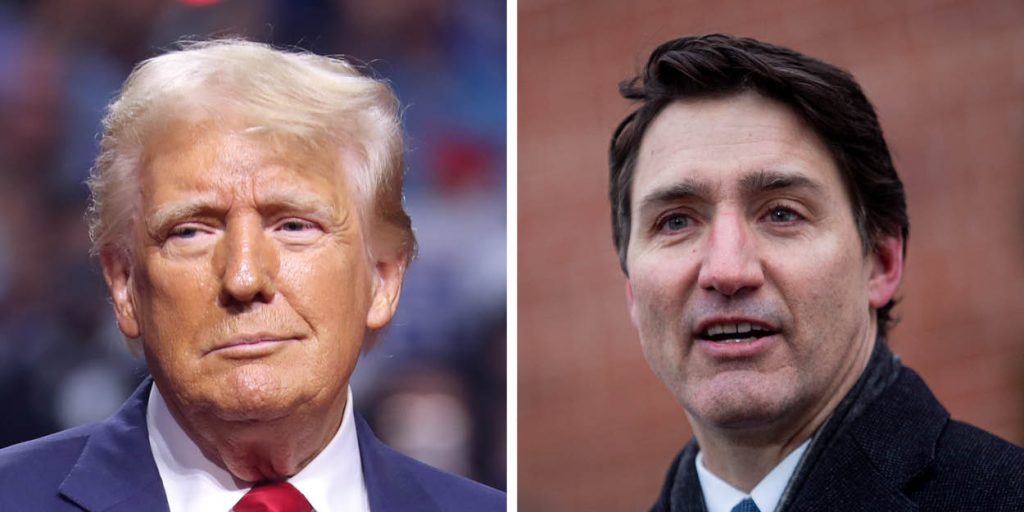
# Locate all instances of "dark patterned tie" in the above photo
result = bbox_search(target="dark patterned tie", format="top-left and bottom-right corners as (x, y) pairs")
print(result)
(233, 481), (313, 512)
(730, 497), (761, 512)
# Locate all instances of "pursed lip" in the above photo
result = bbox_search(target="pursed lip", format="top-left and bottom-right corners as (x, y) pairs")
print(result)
(205, 333), (301, 356)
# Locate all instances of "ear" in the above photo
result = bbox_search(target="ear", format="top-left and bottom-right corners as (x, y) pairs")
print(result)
(625, 279), (641, 328)
(100, 247), (141, 338)
(366, 256), (406, 330)
(867, 235), (904, 309)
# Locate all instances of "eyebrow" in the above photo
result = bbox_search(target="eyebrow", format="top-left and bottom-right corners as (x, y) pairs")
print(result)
(738, 170), (824, 196)
(145, 196), (223, 237)
(636, 179), (715, 215)
(635, 169), (825, 219)
(255, 191), (338, 220)
(145, 192), (338, 236)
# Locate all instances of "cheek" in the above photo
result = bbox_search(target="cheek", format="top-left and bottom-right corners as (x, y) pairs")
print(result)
(629, 268), (692, 371)
(280, 250), (372, 334)
(629, 251), (698, 329)
(137, 257), (217, 340)
(811, 248), (869, 313)
(775, 239), (870, 354)
(630, 274), (676, 336)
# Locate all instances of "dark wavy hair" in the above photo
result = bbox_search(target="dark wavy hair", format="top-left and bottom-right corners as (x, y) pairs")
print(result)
(609, 34), (909, 336)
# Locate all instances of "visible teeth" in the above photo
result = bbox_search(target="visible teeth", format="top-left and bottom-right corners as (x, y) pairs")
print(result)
(718, 337), (756, 343)
(703, 322), (766, 339)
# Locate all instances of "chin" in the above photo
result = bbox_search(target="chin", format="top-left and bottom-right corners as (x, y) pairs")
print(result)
(201, 367), (315, 422)
(208, 399), (298, 423)
(684, 373), (797, 431)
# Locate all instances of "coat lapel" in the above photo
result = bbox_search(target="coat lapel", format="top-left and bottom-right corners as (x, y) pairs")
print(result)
(356, 414), (442, 512)
(667, 441), (707, 512)
(58, 378), (170, 512)
(784, 368), (948, 511)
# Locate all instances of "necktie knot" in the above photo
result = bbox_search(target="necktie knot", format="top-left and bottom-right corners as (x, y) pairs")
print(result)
(234, 481), (313, 512)
(731, 497), (761, 512)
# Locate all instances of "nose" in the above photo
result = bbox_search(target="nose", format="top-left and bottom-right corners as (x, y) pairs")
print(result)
(218, 215), (277, 306)
(696, 210), (764, 297)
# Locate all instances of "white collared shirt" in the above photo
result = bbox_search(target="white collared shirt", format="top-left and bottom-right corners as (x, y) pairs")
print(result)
(695, 439), (810, 512)
(147, 384), (370, 512)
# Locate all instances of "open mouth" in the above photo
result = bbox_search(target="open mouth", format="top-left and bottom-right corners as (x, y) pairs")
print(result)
(698, 322), (779, 343)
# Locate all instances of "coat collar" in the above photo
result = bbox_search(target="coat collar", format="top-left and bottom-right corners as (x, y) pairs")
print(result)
(58, 378), (169, 512)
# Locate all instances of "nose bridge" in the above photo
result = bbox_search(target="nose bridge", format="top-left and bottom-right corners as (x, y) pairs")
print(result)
(219, 212), (277, 303)
(698, 207), (763, 295)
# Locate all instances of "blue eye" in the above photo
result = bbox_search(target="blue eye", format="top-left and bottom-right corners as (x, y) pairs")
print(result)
(658, 213), (691, 232)
(766, 207), (801, 223)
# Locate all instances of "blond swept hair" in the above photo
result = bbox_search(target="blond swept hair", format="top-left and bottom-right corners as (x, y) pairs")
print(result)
(87, 38), (415, 262)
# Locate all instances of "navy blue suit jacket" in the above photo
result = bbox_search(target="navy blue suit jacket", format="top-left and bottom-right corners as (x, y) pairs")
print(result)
(0, 379), (505, 511)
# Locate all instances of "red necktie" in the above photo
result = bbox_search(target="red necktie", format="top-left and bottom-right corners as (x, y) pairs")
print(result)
(233, 481), (313, 512)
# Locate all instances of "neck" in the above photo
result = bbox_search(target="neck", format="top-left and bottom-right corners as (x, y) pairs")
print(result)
(691, 327), (878, 492)
(163, 388), (347, 483)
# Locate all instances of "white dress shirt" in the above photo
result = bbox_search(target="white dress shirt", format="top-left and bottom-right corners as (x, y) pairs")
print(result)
(695, 439), (810, 512)
(147, 385), (370, 512)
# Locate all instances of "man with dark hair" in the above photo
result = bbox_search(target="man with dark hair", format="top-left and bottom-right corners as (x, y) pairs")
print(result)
(610, 34), (1024, 511)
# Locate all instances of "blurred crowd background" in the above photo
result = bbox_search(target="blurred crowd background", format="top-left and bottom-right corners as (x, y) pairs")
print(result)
(0, 0), (506, 490)
(520, 0), (1024, 509)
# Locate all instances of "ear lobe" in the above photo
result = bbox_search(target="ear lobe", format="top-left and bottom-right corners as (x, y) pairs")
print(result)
(366, 258), (406, 330)
(100, 247), (140, 339)
(867, 235), (904, 310)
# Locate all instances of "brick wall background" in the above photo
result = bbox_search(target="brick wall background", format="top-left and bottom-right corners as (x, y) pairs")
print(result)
(518, 0), (1024, 509)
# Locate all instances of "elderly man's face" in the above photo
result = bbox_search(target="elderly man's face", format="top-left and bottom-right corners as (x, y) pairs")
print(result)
(625, 93), (900, 432)
(103, 125), (402, 423)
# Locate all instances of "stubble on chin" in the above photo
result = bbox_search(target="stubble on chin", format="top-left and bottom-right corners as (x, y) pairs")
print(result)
(678, 365), (806, 433)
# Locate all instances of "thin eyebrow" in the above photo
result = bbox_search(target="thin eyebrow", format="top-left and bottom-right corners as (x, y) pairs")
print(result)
(739, 170), (824, 197)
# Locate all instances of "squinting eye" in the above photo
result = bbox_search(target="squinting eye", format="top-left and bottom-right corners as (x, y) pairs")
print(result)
(280, 220), (315, 232)
(767, 207), (801, 223)
(170, 226), (199, 239)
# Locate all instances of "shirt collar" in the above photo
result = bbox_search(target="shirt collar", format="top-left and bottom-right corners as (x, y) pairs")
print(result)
(695, 438), (811, 512)
(147, 384), (369, 512)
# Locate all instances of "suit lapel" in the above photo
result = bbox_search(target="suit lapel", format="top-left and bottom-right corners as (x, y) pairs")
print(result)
(58, 378), (170, 512)
(356, 414), (441, 512)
